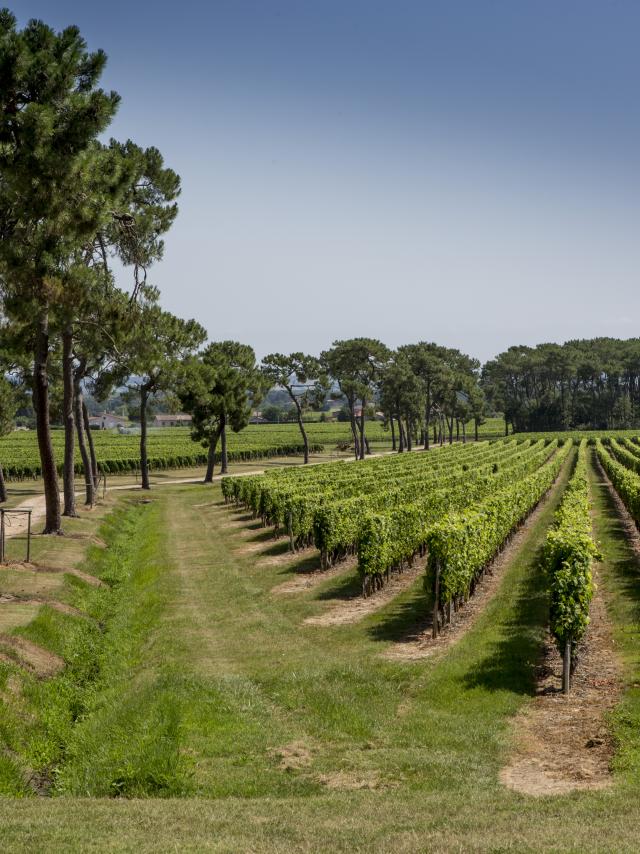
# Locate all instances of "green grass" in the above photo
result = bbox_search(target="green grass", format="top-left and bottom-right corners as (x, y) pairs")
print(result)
(2, 447), (640, 850)
(587, 450), (640, 783)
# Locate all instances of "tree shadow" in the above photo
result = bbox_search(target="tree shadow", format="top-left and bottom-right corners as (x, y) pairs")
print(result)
(593, 470), (640, 621)
(367, 585), (432, 644)
(274, 553), (322, 577)
(246, 527), (280, 543)
(461, 549), (549, 695)
(259, 539), (292, 558)
(315, 567), (360, 601)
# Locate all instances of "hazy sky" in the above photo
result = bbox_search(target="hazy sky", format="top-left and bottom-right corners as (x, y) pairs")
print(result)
(11, 1), (640, 363)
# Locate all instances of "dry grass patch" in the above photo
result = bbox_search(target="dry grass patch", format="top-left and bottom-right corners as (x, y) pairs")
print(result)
(0, 634), (64, 678)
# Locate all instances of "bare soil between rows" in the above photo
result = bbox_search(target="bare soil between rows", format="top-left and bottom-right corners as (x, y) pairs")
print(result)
(2, 561), (105, 588)
(0, 593), (87, 619)
(271, 555), (355, 594)
(0, 634), (64, 678)
(501, 460), (630, 797)
(304, 563), (424, 626)
(501, 564), (622, 796)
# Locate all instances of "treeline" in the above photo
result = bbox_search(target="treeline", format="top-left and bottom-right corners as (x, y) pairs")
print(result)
(0, 14), (486, 536)
(484, 339), (640, 433)
(3, 11), (639, 541)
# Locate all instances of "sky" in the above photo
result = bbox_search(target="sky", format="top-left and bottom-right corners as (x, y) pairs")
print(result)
(11, 1), (640, 363)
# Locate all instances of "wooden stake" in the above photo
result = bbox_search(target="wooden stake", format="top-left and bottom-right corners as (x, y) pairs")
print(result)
(287, 512), (294, 552)
(432, 561), (441, 639)
(563, 638), (571, 694)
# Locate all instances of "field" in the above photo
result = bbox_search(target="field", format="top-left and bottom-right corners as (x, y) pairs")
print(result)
(0, 422), (387, 479)
(3, 431), (640, 850)
(0, 418), (508, 480)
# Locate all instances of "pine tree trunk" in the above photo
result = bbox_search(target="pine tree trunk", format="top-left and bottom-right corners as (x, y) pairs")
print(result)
(82, 400), (99, 490)
(390, 417), (396, 451)
(406, 418), (412, 452)
(33, 312), (62, 534)
(424, 398), (430, 450)
(462, 420), (466, 444)
(474, 418), (479, 442)
(295, 400), (309, 464)
(358, 406), (366, 460)
(62, 326), (77, 517)
(220, 411), (228, 474)
(398, 420), (405, 452)
(349, 405), (360, 459)
(73, 379), (94, 506)
(204, 426), (222, 483)
(0, 464), (6, 504)
(140, 387), (150, 489)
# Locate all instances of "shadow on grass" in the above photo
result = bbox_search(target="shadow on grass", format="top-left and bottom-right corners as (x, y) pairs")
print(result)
(315, 567), (360, 601)
(247, 527), (281, 543)
(275, 554), (321, 576)
(592, 465), (640, 623)
(461, 547), (549, 695)
(367, 585), (432, 643)
(258, 533), (294, 560)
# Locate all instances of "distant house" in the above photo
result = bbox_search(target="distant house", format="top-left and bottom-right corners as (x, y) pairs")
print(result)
(88, 412), (129, 430)
(153, 413), (192, 428)
(352, 407), (384, 421)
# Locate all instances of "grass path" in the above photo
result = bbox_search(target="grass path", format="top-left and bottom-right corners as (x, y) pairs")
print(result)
(3, 446), (640, 850)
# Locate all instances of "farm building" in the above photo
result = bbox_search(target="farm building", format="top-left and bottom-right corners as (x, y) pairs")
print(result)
(87, 412), (129, 430)
(153, 413), (193, 428)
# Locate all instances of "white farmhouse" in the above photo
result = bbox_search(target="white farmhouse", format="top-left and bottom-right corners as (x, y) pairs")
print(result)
(153, 413), (192, 428)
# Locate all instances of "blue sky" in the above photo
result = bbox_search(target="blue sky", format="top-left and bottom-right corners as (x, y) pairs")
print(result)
(11, 1), (640, 362)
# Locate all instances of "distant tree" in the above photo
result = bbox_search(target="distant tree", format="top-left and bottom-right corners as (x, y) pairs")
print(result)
(261, 404), (287, 423)
(98, 304), (206, 488)
(468, 384), (487, 441)
(178, 342), (265, 481)
(322, 338), (390, 460)
(379, 352), (422, 452)
(261, 353), (329, 463)
(400, 343), (449, 450)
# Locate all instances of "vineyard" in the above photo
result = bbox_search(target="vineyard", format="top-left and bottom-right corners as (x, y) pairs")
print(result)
(0, 422), (392, 479)
(0, 417), (511, 480)
(225, 436), (572, 599)
(224, 431), (639, 687)
(3, 428), (640, 850)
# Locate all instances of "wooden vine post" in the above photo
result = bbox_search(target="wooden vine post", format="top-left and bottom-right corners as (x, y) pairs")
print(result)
(287, 511), (294, 552)
(432, 560), (441, 639)
(562, 638), (571, 695)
